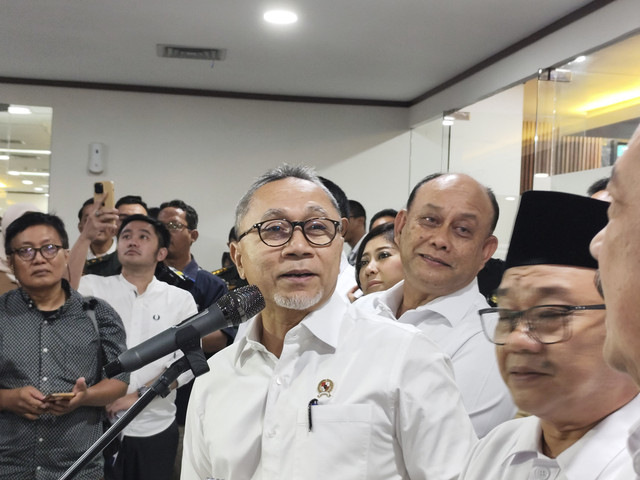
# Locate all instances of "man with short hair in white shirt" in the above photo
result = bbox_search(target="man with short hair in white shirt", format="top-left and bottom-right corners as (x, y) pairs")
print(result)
(591, 121), (640, 479)
(355, 172), (515, 437)
(78, 214), (198, 480)
(460, 191), (640, 480)
(181, 165), (476, 480)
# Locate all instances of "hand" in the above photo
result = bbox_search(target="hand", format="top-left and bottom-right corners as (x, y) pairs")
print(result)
(81, 193), (118, 241)
(0, 386), (48, 420)
(105, 392), (137, 420)
(44, 377), (87, 416)
(347, 285), (362, 303)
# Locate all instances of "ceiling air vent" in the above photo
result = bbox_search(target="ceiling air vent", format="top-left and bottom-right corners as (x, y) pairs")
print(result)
(157, 44), (227, 61)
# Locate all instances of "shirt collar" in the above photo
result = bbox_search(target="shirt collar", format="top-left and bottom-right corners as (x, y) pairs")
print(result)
(500, 416), (543, 467)
(118, 273), (159, 296)
(629, 414), (640, 475)
(372, 278), (484, 327)
(234, 292), (347, 366)
(557, 395), (640, 478)
(182, 256), (198, 279)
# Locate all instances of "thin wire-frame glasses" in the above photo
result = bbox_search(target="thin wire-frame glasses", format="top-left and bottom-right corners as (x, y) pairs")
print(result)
(237, 218), (341, 247)
(478, 304), (606, 345)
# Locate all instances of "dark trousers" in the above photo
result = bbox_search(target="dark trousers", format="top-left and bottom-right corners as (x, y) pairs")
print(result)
(105, 421), (178, 480)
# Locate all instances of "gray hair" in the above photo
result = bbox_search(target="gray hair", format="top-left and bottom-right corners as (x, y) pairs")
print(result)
(234, 164), (341, 232)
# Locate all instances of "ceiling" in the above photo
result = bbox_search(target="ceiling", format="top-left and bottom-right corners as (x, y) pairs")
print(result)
(0, 0), (602, 103)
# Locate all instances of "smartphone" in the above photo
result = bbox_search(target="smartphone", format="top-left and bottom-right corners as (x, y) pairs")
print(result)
(94, 181), (115, 210)
(44, 392), (76, 401)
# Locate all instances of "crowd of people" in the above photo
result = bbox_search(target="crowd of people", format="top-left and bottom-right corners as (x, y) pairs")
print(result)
(1, 120), (640, 480)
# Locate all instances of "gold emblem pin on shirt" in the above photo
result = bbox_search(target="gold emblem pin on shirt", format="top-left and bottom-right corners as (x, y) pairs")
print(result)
(317, 378), (334, 397)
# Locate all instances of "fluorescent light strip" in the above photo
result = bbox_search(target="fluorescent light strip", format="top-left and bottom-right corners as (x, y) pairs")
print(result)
(0, 148), (51, 155)
(577, 88), (640, 112)
(7, 171), (50, 177)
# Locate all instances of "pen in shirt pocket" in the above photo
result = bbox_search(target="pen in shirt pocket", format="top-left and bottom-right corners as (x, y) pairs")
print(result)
(308, 398), (318, 432)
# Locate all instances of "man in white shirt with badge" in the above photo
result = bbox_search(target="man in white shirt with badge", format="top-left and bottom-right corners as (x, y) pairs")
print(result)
(78, 214), (198, 480)
(181, 165), (476, 480)
(591, 121), (640, 479)
(355, 172), (515, 437)
(459, 190), (640, 479)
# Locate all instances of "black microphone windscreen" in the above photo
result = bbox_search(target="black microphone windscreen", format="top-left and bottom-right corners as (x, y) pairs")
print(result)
(216, 284), (266, 326)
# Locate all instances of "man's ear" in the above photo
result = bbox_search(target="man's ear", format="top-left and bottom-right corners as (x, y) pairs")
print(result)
(340, 218), (348, 239)
(189, 229), (199, 244)
(229, 241), (246, 279)
(394, 209), (408, 244)
(481, 235), (499, 267)
(341, 217), (350, 238)
(156, 247), (168, 263)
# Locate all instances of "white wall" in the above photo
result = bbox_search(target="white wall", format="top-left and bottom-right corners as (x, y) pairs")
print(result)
(0, 84), (408, 268)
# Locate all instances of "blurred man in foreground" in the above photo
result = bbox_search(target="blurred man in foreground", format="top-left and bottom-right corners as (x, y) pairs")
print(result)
(590, 122), (640, 479)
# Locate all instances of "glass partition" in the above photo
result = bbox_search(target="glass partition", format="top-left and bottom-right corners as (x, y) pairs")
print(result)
(0, 104), (51, 217)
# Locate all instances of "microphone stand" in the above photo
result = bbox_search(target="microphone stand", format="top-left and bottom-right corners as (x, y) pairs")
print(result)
(58, 325), (210, 480)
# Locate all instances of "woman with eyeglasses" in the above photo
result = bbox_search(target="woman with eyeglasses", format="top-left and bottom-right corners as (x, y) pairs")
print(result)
(0, 211), (128, 480)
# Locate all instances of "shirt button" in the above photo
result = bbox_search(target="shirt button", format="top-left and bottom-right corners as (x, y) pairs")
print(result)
(275, 377), (282, 385)
(533, 467), (550, 480)
(42, 347), (49, 353)
(42, 377), (48, 382)
(38, 437), (44, 442)
(36, 466), (41, 471)
(266, 429), (276, 438)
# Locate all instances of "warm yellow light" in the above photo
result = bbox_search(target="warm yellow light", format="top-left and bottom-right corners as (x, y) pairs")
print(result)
(576, 88), (640, 113)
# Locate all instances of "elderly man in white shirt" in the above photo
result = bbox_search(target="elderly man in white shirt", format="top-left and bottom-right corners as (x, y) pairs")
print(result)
(591, 121), (640, 480)
(460, 190), (640, 480)
(355, 173), (515, 437)
(181, 165), (476, 480)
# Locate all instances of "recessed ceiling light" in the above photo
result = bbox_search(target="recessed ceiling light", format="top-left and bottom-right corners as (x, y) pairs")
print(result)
(573, 55), (586, 63)
(442, 119), (454, 126)
(0, 155), (9, 160)
(22, 179), (34, 185)
(505, 196), (516, 201)
(264, 10), (298, 24)
(534, 173), (549, 178)
(34, 187), (44, 192)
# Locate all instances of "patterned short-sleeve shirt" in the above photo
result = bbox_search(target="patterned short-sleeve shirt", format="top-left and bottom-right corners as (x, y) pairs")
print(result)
(0, 280), (129, 480)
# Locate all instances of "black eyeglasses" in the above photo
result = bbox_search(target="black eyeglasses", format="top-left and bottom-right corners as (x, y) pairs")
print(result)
(237, 218), (342, 247)
(478, 304), (606, 345)
(9, 244), (64, 262)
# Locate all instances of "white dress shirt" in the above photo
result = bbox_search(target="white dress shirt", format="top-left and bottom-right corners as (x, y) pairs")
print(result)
(354, 279), (516, 437)
(460, 394), (640, 480)
(614, 415), (640, 480)
(182, 292), (477, 480)
(79, 274), (198, 437)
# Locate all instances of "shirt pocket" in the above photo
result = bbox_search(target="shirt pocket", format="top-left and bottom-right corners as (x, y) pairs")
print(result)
(294, 404), (372, 480)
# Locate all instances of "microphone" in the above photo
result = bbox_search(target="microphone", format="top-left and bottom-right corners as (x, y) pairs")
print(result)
(103, 285), (265, 377)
